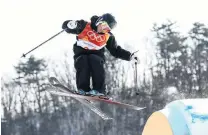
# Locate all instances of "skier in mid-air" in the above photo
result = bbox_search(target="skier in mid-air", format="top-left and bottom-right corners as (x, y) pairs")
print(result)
(62, 13), (137, 96)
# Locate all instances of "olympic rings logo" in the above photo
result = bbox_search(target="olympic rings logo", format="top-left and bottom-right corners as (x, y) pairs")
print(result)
(87, 31), (105, 42)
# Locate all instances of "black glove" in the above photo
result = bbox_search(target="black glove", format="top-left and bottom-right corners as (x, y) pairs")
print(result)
(62, 20), (77, 30)
(130, 53), (140, 64)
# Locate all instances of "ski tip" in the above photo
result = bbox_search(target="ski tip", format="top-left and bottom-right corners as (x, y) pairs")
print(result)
(49, 77), (60, 85)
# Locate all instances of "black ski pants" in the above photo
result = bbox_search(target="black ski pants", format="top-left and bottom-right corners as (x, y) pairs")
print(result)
(74, 54), (105, 93)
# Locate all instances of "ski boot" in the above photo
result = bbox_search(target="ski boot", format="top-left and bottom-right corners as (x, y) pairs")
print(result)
(87, 90), (104, 96)
(87, 90), (109, 99)
(76, 89), (86, 95)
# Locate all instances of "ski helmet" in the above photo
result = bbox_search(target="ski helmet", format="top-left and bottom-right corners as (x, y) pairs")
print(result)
(96, 13), (117, 29)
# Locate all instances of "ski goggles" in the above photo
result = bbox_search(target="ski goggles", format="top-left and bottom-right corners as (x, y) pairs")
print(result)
(96, 21), (111, 33)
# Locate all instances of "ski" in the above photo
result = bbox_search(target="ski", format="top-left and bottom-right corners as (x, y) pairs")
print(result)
(47, 77), (112, 120)
(48, 77), (145, 111)
(49, 90), (145, 111)
(75, 98), (113, 120)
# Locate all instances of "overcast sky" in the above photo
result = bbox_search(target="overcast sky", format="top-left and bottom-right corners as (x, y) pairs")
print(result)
(1, 0), (208, 78)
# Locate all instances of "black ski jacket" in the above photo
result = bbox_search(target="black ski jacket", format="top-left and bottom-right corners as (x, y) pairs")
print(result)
(62, 15), (132, 61)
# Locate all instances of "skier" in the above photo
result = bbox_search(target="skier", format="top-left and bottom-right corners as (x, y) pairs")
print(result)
(62, 13), (137, 96)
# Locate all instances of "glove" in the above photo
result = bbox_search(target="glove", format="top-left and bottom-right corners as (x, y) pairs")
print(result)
(67, 20), (77, 29)
(62, 20), (77, 32)
(130, 53), (140, 64)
